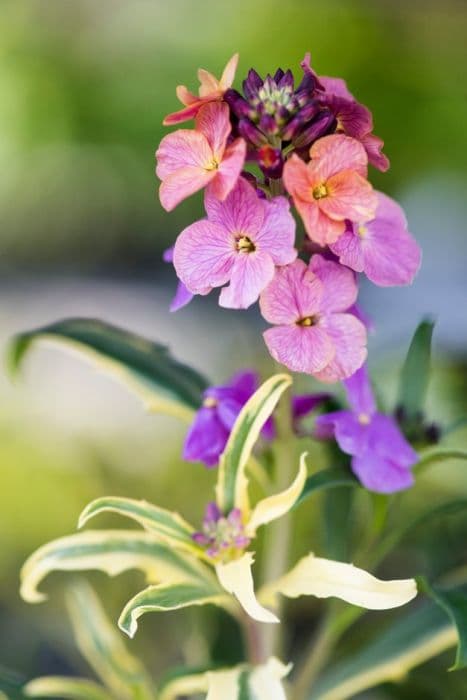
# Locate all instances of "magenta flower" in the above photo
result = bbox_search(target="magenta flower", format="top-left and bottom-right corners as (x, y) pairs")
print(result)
(283, 134), (377, 245)
(184, 370), (274, 468)
(162, 246), (194, 312)
(260, 255), (367, 382)
(315, 365), (417, 493)
(173, 177), (297, 309)
(329, 192), (421, 287)
(156, 102), (246, 211)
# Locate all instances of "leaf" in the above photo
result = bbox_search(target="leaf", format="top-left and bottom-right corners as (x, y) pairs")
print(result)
(0, 666), (25, 700)
(66, 582), (155, 699)
(8, 318), (209, 419)
(397, 319), (434, 421)
(309, 603), (456, 700)
(216, 374), (292, 514)
(295, 468), (359, 508)
(419, 578), (467, 670)
(78, 497), (202, 558)
(158, 669), (210, 700)
(261, 553), (417, 611)
(20, 530), (213, 604)
(118, 580), (229, 638)
(415, 448), (467, 473)
(24, 677), (113, 700)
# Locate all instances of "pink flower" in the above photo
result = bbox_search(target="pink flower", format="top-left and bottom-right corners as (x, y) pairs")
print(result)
(163, 54), (239, 126)
(283, 134), (377, 246)
(260, 255), (367, 382)
(330, 192), (422, 286)
(173, 177), (297, 309)
(156, 103), (246, 211)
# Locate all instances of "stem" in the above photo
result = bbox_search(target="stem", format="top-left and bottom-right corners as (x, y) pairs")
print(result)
(261, 387), (296, 658)
(241, 611), (266, 665)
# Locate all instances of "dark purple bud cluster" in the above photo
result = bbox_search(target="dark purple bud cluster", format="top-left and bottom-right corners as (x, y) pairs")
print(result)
(225, 66), (336, 178)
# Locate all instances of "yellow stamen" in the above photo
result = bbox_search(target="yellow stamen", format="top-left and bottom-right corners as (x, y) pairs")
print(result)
(358, 225), (368, 238)
(312, 183), (328, 200)
(358, 413), (371, 425)
(297, 316), (317, 327)
(203, 397), (218, 408)
(236, 236), (256, 253)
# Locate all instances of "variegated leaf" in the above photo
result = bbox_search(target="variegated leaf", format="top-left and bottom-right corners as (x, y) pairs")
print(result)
(24, 677), (113, 700)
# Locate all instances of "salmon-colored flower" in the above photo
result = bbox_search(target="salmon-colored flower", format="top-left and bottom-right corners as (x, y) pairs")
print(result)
(156, 102), (246, 211)
(163, 54), (239, 126)
(283, 134), (377, 245)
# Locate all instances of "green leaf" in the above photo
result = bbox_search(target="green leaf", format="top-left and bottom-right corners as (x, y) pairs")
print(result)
(295, 468), (359, 508)
(20, 530), (213, 604)
(8, 318), (209, 419)
(0, 666), (25, 700)
(419, 579), (467, 670)
(415, 448), (467, 473)
(397, 319), (434, 421)
(24, 677), (113, 700)
(216, 374), (292, 514)
(78, 497), (202, 558)
(118, 581), (228, 638)
(310, 604), (456, 700)
(66, 582), (155, 699)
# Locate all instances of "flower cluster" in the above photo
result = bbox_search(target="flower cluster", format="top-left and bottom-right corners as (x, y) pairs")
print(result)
(157, 53), (421, 384)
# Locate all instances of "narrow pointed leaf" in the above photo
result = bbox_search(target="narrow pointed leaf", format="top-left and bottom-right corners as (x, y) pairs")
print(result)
(295, 468), (359, 508)
(20, 530), (212, 604)
(158, 670), (210, 700)
(415, 448), (467, 473)
(8, 318), (209, 419)
(119, 581), (229, 638)
(419, 578), (467, 670)
(66, 582), (155, 699)
(78, 497), (201, 557)
(216, 374), (292, 514)
(24, 678), (113, 700)
(310, 604), (456, 700)
(397, 319), (434, 420)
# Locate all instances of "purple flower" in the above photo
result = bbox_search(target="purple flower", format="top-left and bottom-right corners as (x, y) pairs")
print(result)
(184, 370), (274, 468)
(329, 193), (422, 287)
(163, 246), (194, 312)
(315, 364), (418, 493)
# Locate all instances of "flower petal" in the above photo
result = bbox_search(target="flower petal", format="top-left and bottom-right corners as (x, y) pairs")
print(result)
(300, 200), (346, 244)
(316, 410), (369, 456)
(260, 259), (323, 324)
(320, 75), (354, 100)
(369, 415), (418, 466)
(361, 215), (421, 288)
(329, 226), (365, 273)
(216, 552), (279, 623)
(209, 138), (246, 201)
(205, 176), (264, 236)
(314, 313), (367, 383)
(343, 364), (376, 415)
(321, 170), (377, 223)
(352, 451), (415, 494)
(173, 220), (234, 293)
(283, 153), (313, 201)
(269, 553), (417, 609)
(263, 325), (335, 375)
(163, 100), (207, 126)
(247, 453), (308, 535)
(219, 250), (275, 309)
(183, 407), (229, 468)
(220, 53), (239, 89)
(195, 102), (230, 159)
(310, 254), (358, 313)
(255, 196), (297, 265)
(159, 167), (215, 212)
(156, 130), (213, 179)
(170, 281), (194, 312)
(361, 132), (390, 172)
(310, 134), (369, 179)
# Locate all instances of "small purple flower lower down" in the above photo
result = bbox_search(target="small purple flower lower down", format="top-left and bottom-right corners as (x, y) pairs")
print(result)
(163, 246), (194, 312)
(183, 370), (274, 468)
(192, 502), (250, 561)
(315, 364), (418, 493)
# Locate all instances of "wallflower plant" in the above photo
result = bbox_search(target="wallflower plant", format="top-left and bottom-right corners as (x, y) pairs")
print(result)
(7, 53), (467, 700)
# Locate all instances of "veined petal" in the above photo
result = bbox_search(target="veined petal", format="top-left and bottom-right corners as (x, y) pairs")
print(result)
(209, 138), (246, 201)
(216, 552), (279, 623)
(329, 226), (365, 273)
(205, 177), (264, 237)
(314, 313), (367, 383)
(283, 153), (313, 201)
(219, 251), (275, 310)
(361, 132), (390, 172)
(156, 130), (213, 179)
(247, 453), (308, 535)
(311, 134), (369, 179)
(195, 103), (231, 159)
(163, 100), (207, 126)
(260, 259), (323, 324)
(256, 196), (297, 266)
(321, 170), (377, 222)
(198, 69), (221, 97)
(296, 198), (345, 244)
(263, 325), (334, 376)
(159, 167), (215, 212)
(220, 53), (239, 89)
(362, 216), (421, 287)
(267, 553), (417, 610)
(173, 220), (234, 294)
(310, 254), (358, 313)
(176, 85), (199, 106)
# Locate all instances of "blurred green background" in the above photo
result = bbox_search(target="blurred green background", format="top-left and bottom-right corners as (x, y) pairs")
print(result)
(1, 0), (467, 697)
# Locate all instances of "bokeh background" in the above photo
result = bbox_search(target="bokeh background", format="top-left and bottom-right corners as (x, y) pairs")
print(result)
(1, 0), (467, 696)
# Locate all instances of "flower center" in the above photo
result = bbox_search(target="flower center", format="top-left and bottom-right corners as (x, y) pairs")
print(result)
(358, 412), (371, 425)
(358, 225), (368, 238)
(203, 396), (218, 408)
(236, 235), (256, 253)
(205, 157), (219, 172)
(297, 315), (318, 327)
(192, 506), (251, 563)
(312, 183), (328, 200)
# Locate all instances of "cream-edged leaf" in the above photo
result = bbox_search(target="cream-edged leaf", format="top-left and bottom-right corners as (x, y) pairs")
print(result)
(216, 374), (292, 514)
(24, 677), (113, 700)
(66, 582), (155, 699)
(249, 657), (292, 700)
(118, 581), (230, 638)
(216, 552), (279, 624)
(205, 668), (242, 700)
(158, 672), (209, 700)
(262, 553), (417, 610)
(20, 530), (211, 603)
(78, 497), (202, 557)
(246, 453), (308, 536)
